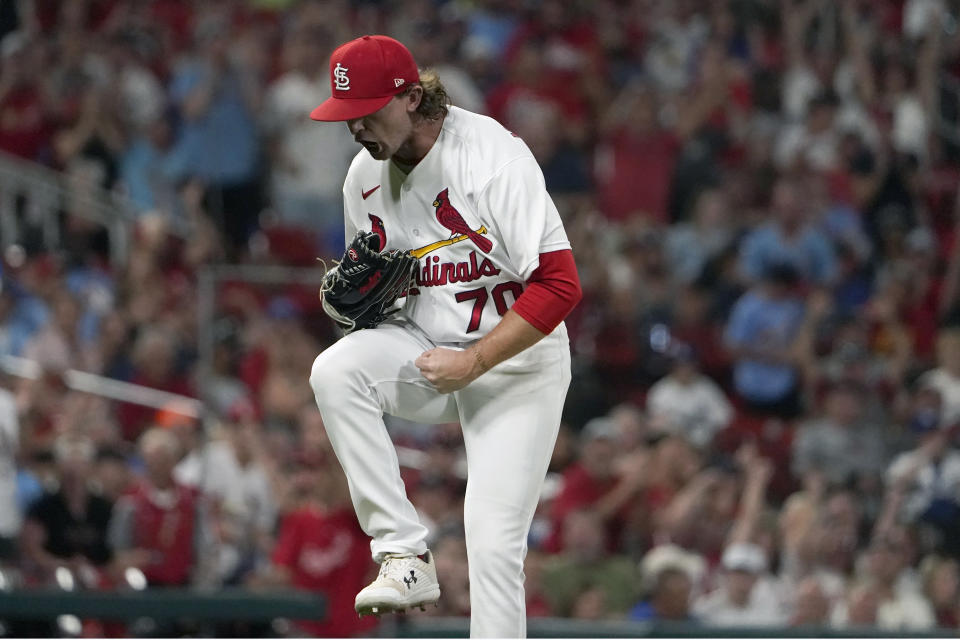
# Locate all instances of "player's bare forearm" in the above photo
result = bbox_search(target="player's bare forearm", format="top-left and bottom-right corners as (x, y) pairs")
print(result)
(469, 309), (547, 371)
(415, 310), (546, 393)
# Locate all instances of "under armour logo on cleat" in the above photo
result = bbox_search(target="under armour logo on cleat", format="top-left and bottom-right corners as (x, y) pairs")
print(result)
(403, 570), (417, 588)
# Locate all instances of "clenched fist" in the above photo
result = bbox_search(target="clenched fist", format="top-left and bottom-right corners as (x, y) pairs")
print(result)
(415, 347), (484, 393)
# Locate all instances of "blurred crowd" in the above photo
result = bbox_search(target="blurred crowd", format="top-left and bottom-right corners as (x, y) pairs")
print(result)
(2, 0), (960, 636)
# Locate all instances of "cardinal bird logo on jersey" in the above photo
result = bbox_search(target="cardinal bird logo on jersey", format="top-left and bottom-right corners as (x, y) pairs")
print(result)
(371, 188), (499, 294)
(371, 189), (492, 265)
(432, 188), (493, 253)
(368, 213), (387, 251)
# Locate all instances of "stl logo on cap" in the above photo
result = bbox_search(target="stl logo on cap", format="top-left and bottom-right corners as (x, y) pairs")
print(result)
(310, 35), (420, 122)
(334, 62), (350, 91)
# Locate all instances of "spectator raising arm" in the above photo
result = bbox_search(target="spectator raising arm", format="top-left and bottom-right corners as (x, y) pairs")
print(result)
(940, 204), (960, 319)
(657, 468), (724, 542)
(592, 448), (651, 523)
(728, 449), (773, 546)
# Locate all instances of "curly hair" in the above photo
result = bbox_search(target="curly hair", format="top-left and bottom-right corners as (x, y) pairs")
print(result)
(401, 68), (450, 121)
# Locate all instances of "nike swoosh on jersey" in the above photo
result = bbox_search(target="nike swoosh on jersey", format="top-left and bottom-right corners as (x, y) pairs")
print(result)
(361, 185), (381, 200)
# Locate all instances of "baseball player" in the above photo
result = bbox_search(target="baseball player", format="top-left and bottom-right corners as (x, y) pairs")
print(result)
(308, 35), (581, 638)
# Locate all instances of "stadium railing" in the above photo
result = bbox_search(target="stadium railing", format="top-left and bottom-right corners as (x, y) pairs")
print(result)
(0, 587), (325, 623)
(0, 150), (187, 266)
(1, 595), (954, 639)
(383, 616), (958, 638)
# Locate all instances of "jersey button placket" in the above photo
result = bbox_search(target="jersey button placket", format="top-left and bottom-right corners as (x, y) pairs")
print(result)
(399, 182), (413, 246)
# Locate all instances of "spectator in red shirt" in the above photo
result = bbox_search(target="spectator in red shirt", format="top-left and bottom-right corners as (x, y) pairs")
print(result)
(547, 417), (647, 553)
(255, 459), (375, 638)
(109, 428), (207, 587)
(669, 284), (732, 386)
(884, 228), (948, 364)
(115, 327), (194, 441)
(920, 555), (960, 629)
(594, 83), (680, 223)
(0, 34), (51, 161)
(486, 41), (590, 145)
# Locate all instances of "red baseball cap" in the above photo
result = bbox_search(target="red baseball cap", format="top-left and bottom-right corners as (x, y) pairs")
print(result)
(310, 35), (419, 122)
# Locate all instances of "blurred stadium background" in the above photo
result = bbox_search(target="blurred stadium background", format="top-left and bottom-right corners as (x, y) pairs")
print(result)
(1, 0), (960, 637)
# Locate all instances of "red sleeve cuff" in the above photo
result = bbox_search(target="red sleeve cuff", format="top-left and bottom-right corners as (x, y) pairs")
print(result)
(511, 249), (582, 334)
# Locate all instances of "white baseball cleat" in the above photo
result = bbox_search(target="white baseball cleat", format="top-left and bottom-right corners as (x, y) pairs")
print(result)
(355, 550), (441, 616)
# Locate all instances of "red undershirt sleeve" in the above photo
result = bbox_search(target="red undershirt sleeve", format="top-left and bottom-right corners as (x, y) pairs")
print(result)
(511, 249), (582, 334)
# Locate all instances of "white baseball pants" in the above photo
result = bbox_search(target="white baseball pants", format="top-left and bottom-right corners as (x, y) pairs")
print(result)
(309, 320), (570, 638)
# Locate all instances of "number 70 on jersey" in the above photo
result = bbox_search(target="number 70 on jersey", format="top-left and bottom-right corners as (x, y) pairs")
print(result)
(455, 282), (524, 333)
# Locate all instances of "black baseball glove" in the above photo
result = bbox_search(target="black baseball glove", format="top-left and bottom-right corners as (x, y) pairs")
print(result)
(320, 231), (419, 332)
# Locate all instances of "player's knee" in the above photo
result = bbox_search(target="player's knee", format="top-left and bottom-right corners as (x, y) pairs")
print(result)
(309, 349), (354, 406)
(466, 541), (524, 590)
(464, 525), (524, 578)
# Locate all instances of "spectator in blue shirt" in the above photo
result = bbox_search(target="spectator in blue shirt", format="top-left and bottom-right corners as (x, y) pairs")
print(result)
(166, 13), (263, 254)
(739, 178), (838, 287)
(119, 114), (181, 217)
(629, 566), (698, 624)
(0, 276), (49, 358)
(724, 263), (807, 418)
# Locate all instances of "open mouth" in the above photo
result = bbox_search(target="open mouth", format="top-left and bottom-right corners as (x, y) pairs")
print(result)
(358, 139), (381, 154)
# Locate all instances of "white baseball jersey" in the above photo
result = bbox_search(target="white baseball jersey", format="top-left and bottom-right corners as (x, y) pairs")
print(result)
(316, 107), (573, 638)
(341, 106), (571, 350)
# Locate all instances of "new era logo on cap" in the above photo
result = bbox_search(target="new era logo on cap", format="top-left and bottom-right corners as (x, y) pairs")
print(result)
(310, 35), (419, 122)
